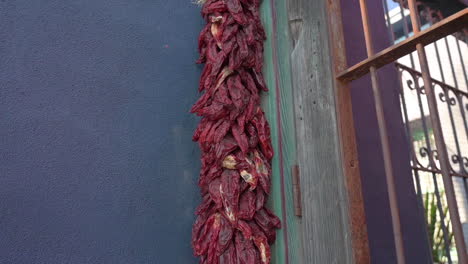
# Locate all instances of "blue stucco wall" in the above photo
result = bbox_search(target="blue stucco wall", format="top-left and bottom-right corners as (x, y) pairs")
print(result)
(0, 1), (203, 263)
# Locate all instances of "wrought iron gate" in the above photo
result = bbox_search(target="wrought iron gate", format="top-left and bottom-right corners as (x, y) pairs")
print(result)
(332, 0), (467, 263)
(383, 1), (468, 263)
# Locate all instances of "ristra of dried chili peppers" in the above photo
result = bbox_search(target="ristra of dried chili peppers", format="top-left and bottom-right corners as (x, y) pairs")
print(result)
(191, 0), (281, 263)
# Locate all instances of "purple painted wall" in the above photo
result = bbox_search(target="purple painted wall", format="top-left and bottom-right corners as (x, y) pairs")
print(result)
(339, 0), (432, 263)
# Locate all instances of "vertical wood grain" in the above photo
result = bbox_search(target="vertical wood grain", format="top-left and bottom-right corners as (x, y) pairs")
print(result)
(260, 1), (304, 263)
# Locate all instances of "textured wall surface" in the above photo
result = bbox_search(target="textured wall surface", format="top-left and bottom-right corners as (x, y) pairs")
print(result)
(0, 1), (203, 263)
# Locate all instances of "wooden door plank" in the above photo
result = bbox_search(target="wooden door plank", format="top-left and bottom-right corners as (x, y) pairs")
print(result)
(286, 0), (355, 263)
(261, 0), (305, 263)
(260, 1), (303, 263)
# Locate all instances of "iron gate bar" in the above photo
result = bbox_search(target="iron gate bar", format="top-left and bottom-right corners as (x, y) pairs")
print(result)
(440, 35), (468, 148)
(443, 37), (462, 90)
(436, 81), (468, 251)
(382, 3), (445, 260)
(455, 38), (468, 87)
(358, 0), (406, 263)
(337, 9), (468, 83)
(407, 0), (468, 262)
(433, 39), (468, 178)
(399, 64), (454, 260)
(382, 0), (394, 43)
(325, 0), (371, 262)
(398, 59), (457, 263)
(387, 3), (463, 261)
(397, 1), (416, 69)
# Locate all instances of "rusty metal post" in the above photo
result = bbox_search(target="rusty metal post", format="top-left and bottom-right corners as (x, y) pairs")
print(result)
(407, 0), (468, 262)
(358, 0), (406, 263)
(326, 0), (371, 262)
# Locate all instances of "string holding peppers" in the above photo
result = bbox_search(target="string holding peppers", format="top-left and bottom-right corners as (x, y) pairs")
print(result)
(191, 0), (281, 263)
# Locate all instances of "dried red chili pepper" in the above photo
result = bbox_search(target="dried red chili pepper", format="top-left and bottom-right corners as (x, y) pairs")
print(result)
(237, 220), (253, 242)
(209, 178), (223, 209)
(249, 222), (271, 264)
(218, 215), (234, 254)
(226, 0), (247, 25)
(220, 169), (240, 224)
(192, 0), (280, 263)
(239, 191), (256, 220)
(235, 233), (260, 264)
(219, 242), (237, 264)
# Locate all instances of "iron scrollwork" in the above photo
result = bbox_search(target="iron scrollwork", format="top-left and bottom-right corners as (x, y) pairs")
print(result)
(397, 63), (468, 178)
